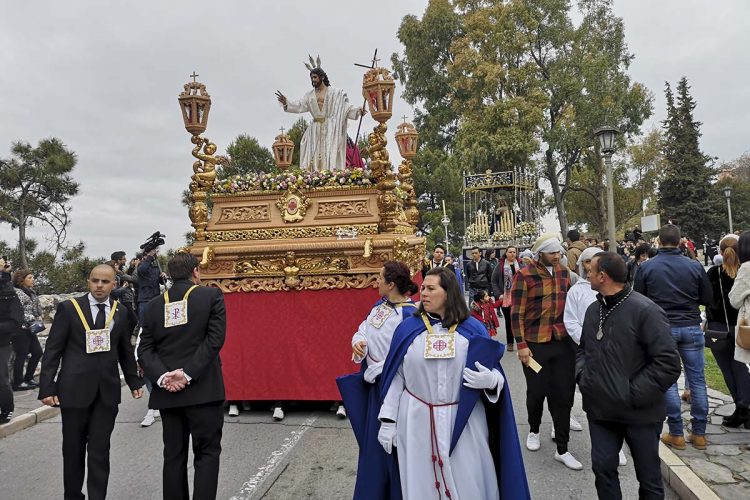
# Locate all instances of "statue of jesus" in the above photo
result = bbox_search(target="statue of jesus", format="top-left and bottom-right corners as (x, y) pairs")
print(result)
(275, 59), (366, 171)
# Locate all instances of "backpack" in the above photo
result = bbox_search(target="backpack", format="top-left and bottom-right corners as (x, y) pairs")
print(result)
(0, 282), (23, 326)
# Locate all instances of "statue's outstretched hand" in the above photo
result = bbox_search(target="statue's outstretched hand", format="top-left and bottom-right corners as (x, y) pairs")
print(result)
(275, 90), (287, 106)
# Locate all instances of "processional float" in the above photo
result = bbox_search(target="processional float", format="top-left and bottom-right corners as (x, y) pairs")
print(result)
(177, 68), (424, 401)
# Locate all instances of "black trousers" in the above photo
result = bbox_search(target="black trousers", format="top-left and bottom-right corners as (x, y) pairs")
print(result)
(710, 338), (750, 408)
(11, 329), (42, 384)
(589, 419), (664, 500)
(501, 306), (513, 345)
(60, 394), (119, 500)
(522, 337), (576, 454)
(0, 344), (13, 413)
(160, 402), (224, 500)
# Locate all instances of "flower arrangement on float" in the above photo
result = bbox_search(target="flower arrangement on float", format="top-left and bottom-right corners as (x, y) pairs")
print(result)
(213, 167), (375, 194)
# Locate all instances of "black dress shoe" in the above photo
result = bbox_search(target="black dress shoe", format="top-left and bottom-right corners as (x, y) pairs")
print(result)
(0, 411), (13, 424)
(722, 407), (749, 428)
(23, 380), (38, 389)
(12, 382), (31, 391)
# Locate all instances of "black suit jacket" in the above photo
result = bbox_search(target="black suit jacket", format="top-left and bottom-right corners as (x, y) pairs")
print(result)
(38, 294), (143, 408)
(137, 280), (226, 409)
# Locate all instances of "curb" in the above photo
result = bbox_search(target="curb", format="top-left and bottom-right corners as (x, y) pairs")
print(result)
(659, 442), (720, 500)
(0, 376), (129, 439)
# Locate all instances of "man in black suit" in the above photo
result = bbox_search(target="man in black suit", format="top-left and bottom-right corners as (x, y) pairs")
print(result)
(137, 252), (226, 500)
(38, 264), (143, 500)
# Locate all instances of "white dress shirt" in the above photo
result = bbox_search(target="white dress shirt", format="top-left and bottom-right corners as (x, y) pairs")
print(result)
(87, 293), (115, 330)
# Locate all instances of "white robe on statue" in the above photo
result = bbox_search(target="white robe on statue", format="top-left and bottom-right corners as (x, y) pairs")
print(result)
(284, 86), (362, 171)
(379, 323), (501, 500)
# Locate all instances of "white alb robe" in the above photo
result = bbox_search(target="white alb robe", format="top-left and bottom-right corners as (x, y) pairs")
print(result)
(352, 303), (413, 383)
(284, 86), (362, 171)
(379, 323), (501, 500)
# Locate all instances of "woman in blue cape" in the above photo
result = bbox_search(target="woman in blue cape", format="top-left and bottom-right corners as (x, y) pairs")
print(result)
(377, 267), (530, 500)
(337, 261), (418, 500)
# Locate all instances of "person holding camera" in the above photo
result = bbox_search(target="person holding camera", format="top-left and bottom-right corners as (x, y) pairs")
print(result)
(0, 257), (23, 423)
(11, 269), (44, 391)
(137, 248), (165, 325)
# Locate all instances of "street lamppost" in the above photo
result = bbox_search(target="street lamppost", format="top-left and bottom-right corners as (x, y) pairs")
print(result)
(723, 185), (734, 233)
(594, 126), (619, 247)
(441, 200), (450, 254)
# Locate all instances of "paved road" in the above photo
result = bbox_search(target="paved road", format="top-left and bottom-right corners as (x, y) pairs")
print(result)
(0, 353), (678, 499)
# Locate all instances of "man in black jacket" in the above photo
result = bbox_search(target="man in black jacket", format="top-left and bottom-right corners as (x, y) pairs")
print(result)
(38, 264), (143, 500)
(464, 246), (492, 297)
(577, 252), (680, 499)
(0, 257), (23, 423)
(137, 252), (226, 500)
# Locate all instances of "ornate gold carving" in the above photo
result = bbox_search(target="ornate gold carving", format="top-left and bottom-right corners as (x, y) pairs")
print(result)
(199, 246), (215, 269)
(218, 205), (270, 223)
(398, 159), (420, 226)
(204, 273), (379, 293)
(316, 200), (370, 218)
(188, 135), (228, 241)
(234, 251), (350, 289)
(351, 252), (389, 269)
(275, 187), (311, 223)
(363, 237), (373, 258)
(393, 237), (426, 275)
(205, 224), (378, 242)
(367, 123), (399, 232)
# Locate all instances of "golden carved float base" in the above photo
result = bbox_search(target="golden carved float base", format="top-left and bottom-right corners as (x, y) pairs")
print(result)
(189, 186), (424, 293)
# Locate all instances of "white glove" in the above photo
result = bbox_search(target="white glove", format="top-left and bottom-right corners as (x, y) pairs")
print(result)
(378, 421), (397, 454)
(463, 361), (504, 391)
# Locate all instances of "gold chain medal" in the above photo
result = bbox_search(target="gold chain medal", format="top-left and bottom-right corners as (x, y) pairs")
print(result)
(422, 313), (457, 359)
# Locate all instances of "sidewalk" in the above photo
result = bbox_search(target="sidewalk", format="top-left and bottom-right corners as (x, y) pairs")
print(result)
(662, 376), (750, 499)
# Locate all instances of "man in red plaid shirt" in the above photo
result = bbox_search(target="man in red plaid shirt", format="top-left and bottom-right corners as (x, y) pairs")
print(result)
(511, 233), (583, 470)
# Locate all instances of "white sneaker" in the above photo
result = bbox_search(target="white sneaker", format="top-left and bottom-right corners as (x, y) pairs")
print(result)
(336, 405), (347, 419)
(526, 432), (541, 451)
(228, 404), (239, 417)
(154, 410), (160, 421)
(569, 415), (583, 431)
(272, 406), (284, 421)
(619, 449), (627, 466)
(140, 410), (155, 427)
(554, 451), (583, 470)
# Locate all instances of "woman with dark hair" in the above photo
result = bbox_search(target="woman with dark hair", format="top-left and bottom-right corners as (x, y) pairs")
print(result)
(626, 243), (652, 285)
(11, 269), (44, 391)
(727, 233), (750, 427)
(377, 267), (529, 499)
(338, 261), (418, 500)
(707, 235), (750, 428)
(491, 246), (521, 351)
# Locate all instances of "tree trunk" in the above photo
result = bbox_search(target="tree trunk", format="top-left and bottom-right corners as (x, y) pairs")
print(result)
(546, 149), (568, 235)
(18, 213), (28, 269)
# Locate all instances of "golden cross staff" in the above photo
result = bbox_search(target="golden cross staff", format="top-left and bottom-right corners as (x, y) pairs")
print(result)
(353, 48), (379, 146)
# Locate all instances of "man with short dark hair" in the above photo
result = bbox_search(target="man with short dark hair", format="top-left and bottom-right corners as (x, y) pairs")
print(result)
(635, 224), (713, 451)
(39, 264), (143, 500)
(421, 244), (453, 279)
(138, 252), (226, 500)
(579, 252), (680, 499)
(566, 229), (587, 272)
(464, 246), (492, 297)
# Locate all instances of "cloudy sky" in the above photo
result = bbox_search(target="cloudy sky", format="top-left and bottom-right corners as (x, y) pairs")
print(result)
(1, 0), (748, 258)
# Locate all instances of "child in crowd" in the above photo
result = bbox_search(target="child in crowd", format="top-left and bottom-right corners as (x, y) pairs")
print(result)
(470, 290), (499, 337)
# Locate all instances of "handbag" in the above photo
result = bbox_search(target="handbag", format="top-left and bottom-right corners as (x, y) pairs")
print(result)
(738, 297), (750, 350)
(29, 320), (46, 335)
(705, 269), (731, 344)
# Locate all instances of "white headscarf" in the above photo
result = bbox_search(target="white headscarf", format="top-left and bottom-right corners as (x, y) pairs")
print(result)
(578, 246), (604, 279)
(532, 233), (564, 260)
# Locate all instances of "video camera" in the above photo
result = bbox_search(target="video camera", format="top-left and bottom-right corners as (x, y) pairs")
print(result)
(140, 231), (166, 254)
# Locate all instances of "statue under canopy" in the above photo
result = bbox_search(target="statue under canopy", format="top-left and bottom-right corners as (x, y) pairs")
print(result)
(275, 56), (366, 171)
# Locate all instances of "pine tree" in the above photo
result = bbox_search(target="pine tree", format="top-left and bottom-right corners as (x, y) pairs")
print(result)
(658, 78), (716, 240)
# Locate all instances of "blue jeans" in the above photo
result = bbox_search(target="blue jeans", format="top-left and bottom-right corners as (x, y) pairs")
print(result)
(665, 325), (708, 436)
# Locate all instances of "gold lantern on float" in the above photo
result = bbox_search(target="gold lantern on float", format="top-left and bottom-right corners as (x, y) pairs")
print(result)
(362, 67), (395, 123)
(395, 120), (419, 159)
(178, 72), (224, 242)
(178, 72), (211, 136)
(272, 128), (295, 169)
(395, 120), (420, 227)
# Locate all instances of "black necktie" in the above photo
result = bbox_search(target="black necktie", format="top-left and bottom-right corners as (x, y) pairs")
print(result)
(94, 303), (106, 330)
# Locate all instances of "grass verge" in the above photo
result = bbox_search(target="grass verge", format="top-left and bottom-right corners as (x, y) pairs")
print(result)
(704, 348), (730, 395)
